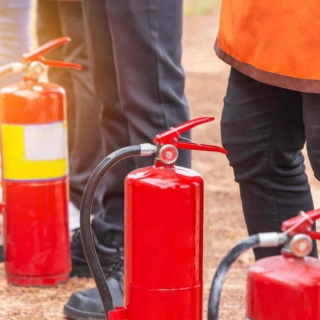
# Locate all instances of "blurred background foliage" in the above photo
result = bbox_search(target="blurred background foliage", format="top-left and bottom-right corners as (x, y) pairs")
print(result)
(184, 0), (221, 15)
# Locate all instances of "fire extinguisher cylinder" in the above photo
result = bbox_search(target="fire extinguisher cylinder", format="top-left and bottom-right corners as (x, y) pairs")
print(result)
(0, 37), (82, 286)
(208, 208), (320, 320)
(80, 117), (227, 320)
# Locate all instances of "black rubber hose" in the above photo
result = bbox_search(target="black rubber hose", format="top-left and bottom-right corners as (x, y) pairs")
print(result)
(80, 146), (142, 319)
(207, 235), (260, 320)
(0, 64), (14, 76)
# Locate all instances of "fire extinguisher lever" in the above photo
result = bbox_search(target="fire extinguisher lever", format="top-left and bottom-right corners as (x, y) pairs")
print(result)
(22, 37), (82, 70)
(153, 116), (227, 154)
(281, 208), (320, 240)
(173, 141), (227, 154)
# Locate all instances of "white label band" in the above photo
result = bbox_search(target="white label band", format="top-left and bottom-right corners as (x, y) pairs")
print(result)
(24, 122), (67, 161)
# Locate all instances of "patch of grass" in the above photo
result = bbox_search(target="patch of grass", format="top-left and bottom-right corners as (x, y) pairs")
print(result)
(184, 0), (221, 15)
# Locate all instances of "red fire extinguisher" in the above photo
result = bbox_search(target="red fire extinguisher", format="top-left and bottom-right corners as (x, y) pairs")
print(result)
(208, 208), (320, 320)
(79, 116), (227, 319)
(0, 37), (81, 286)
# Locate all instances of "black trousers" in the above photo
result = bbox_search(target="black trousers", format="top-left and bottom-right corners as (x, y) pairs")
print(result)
(37, 1), (105, 214)
(81, 0), (191, 244)
(221, 68), (320, 260)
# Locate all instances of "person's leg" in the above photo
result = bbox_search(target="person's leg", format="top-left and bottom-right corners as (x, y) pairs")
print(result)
(57, 1), (104, 218)
(38, 0), (105, 224)
(221, 68), (317, 260)
(93, 0), (191, 232)
(81, 0), (134, 238)
(64, 1), (127, 318)
(105, 0), (191, 170)
(53, 1), (112, 278)
(302, 93), (320, 183)
(0, 1), (31, 88)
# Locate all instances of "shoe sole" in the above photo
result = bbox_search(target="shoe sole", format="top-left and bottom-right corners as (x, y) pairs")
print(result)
(63, 305), (105, 320)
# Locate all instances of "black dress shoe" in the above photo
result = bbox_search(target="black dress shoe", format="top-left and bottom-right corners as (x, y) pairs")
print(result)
(70, 228), (123, 278)
(64, 255), (124, 320)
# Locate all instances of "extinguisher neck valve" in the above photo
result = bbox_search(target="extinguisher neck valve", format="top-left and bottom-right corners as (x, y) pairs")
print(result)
(154, 159), (175, 168)
(258, 232), (288, 247)
(282, 234), (313, 258)
(157, 144), (179, 165)
(23, 61), (46, 80)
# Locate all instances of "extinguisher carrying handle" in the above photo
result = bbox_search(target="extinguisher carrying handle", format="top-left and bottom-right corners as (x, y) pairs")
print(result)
(21, 37), (82, 70)
(80, 144), (156, 319)
(281, 208), (320, 240)
(153, 116), (227, 155)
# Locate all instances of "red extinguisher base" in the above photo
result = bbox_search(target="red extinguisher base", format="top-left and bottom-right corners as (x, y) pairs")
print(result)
(6, 273), (69, 287)
(3, 180), (70, 287)
(125, 284), (203, 320)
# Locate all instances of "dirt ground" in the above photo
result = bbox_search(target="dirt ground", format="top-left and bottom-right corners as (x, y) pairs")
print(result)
(1, 13), (320, 320)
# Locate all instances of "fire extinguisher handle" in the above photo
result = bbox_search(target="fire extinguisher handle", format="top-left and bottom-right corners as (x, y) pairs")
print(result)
(21, 37), (82, 71)
(281, 208), (320, 239)
(154, 116), (214, 145)
(174, 141), (227, 154)
(39, 59), (82, 70)
(154, 116), (227, 154)
(153, 117), (214, 145)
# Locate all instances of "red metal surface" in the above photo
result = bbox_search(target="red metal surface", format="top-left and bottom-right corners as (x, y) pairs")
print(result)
(0, 79), (65, 124)
(246, 255), (320, 320)
(3, 179), (70, 286)
(109, 307), (127, 320)
(124, 160), (204, 319)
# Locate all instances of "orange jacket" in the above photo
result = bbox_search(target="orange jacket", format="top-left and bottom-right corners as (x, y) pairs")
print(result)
(215, 1), (320, 93)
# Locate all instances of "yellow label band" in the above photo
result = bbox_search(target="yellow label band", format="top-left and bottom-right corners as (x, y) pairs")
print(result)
(1, 122), (69, 181)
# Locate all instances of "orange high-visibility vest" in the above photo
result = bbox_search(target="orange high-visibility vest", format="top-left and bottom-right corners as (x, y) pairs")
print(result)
(215, 1), (320, 93)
